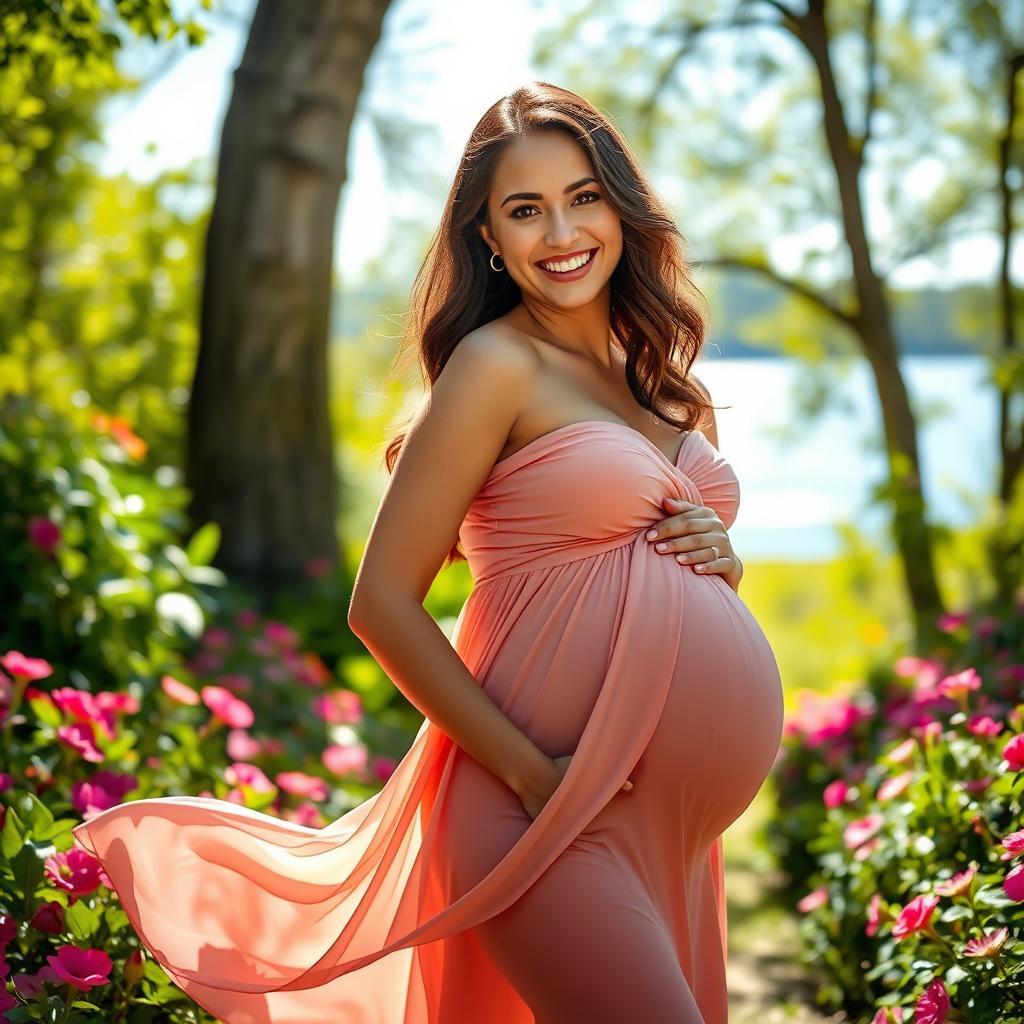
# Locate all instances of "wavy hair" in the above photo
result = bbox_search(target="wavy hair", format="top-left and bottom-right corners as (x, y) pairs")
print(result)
(381, 81), (718, 567)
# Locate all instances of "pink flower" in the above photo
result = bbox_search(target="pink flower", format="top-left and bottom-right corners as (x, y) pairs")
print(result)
(235, 608), (261, 629)
(373, 755), (398, 782)
(887, 738), (918, 763)
(27, 515), (61, 554)
(45, 945), (112, 991)
(976, 615), (999, 638)
(201, 627), (233, 651)
(843, 813), (885, 851)
(0, 912), (17, 945)
(29, 901), (65, 934)
(933, 862), (978, 897)
(962, 775), (993, 793)
(50, 688), (116, 739)
(322, 742), (368, 777)
(312, 689), (363, 725)
(294, 651), (331, 688)
(963, 926), (1009, 958)
(11, 964), (60, 999)
(865, 892), (890, 937)
(877, 771), (913, 802)
(1003, 733), (1024, 770)
(937, 667), (981, 700)
(0, 772), (13, 793)
(283, 802), (326, 827)
(915, 979), (949, 1024)
(275, 771), (329, 801)
(263, 621), (299, 650)
(1004, 862), (1024, 901)
(796, 886), (828, 913)
(967, 714), (1003, 737)
(823, 779), (850, 808)
(217, 673), (253, 694)
(890, 893), (940, 939)
(936, 612), (968, 633)
(44, 848), (104, 897)
(871, 1009), (903, 1024)
(226, 729), (261, 760)
(71, 771), (138, 819)
(0, 650), (53, 682)
(223, 762), (275, 792)
(56, 722), (104, 763)
(161, 674), (200, 705)
(201, 686), (254, 729)
(1002, 829), (1024, 855)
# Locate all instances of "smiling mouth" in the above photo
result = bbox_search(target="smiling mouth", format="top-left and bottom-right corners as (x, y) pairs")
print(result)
(536, 247), (598, 273)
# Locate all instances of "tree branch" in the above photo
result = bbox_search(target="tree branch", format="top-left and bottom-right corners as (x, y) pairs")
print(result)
(698, 255), (860, 329)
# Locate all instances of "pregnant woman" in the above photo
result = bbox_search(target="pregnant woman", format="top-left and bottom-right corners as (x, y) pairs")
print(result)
(72, 82), (785, 1023)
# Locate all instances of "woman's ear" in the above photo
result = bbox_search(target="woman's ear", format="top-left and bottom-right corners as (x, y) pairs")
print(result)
(478, 221), (496, 253)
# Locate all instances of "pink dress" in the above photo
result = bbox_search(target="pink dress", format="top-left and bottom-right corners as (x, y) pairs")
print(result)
(72, 420), (785, 1024)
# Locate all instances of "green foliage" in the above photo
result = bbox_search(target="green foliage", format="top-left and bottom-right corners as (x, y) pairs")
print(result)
(0, 398), (403, 1021)
(771, 601), (1024, 1020)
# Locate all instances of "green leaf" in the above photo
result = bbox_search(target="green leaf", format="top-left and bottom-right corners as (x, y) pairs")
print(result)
(1, 804), (25, 858)
(184, 520), (220, 566)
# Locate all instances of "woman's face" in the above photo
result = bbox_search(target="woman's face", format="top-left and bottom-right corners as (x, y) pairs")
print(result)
(479, 130), (622, 309)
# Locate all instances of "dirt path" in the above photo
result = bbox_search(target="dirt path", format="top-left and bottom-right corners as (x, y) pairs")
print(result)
(724, 793), (844, 1023)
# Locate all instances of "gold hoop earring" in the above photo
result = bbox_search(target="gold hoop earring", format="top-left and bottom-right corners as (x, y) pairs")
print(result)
(489, 252), (505, 272)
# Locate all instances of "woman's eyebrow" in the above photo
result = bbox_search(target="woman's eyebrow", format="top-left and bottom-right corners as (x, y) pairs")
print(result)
(499, 176), (598, 208)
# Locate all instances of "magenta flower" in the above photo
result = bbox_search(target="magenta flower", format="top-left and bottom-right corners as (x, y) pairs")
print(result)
(56, 722), (104, 763)
(890, 893), (940, 939)
(50, 687), (116, 739)
(284, 802), (326, 827)
(161, 674), (200, 705)
(0, 772), (13, 793)
(967, 714), (1003, 737)
(44, 848), (104, 897)
(263, 621), (299, 650)
(45, 945), (112, 991)
(29, 901), (65, 934)
(915, 978), (950, 1023)
(323, 742), (368, 777)
(870, 1009), (903, 1024)
(796, 886), (828, 913)
(27, 515), (61, 554)
(1002, 733), (1024, 770)
(1004, 862), (1024, 901)
(11, 964), (59, 999)
(822, 779), (851, 808)
(843, 813), (885, 851)
(224, 762), (275, 792)
(0, 651), (53, 682)
(71, 770), (138, 819)
(201, 626), (233, 651)
(201, 686), (254, 729)
(275, 771), (329, 801)
(936, 667), (981, 700)
(0, 912), (17, 945)
(1002, 829), (1024, 855)
(963, 926), (1009, 958)
(373, 755), (398, 782)
(936, 611), (968, 632)
(93, 690), (140, 716)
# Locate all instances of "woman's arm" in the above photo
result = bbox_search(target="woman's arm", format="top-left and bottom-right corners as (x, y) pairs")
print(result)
(347, 328), (556, 805)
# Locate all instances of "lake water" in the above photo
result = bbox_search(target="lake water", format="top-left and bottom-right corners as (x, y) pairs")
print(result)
(696, 355), (996, 560)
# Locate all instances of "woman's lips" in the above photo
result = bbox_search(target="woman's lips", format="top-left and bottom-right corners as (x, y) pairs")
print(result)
(535, 247), (598, 283)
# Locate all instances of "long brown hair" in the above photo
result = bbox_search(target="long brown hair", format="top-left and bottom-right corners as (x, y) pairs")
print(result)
(382, 81), (717, 567)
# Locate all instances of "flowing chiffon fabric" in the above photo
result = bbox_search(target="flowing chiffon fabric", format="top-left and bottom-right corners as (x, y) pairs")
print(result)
(72, 421), (785, 1024)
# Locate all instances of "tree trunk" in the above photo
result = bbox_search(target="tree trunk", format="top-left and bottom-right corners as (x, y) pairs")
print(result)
(187, 0), (390, 602)
(803, 0), (945, 641)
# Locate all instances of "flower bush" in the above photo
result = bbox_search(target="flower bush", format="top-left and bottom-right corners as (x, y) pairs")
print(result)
(772, 601), (1024, 1021)
(0, 398), (405, 1020)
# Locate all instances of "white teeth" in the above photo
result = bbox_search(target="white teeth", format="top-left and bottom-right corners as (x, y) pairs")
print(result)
(540, 249), (593, 273)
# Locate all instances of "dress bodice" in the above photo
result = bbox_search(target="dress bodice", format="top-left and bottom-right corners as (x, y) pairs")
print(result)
(458, 420), (741, 585)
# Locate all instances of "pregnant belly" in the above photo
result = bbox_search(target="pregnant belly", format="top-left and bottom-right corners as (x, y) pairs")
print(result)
(633, 571), (786, 835)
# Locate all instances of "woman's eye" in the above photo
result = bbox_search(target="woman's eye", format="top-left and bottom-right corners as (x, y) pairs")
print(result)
(510, 191), (601, 220)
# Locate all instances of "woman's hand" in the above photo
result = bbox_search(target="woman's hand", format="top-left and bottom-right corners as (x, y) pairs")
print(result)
(645, 497), (743, 590)
(516, 754), (635, 821)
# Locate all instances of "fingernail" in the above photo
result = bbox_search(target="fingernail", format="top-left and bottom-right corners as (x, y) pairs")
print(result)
(656, 542), (667, 552)
(646, 530), (657, 541)
(695, 564), (705, 572)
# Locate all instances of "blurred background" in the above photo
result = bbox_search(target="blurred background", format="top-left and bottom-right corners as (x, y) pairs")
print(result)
(2, 1), (1022, 1021)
